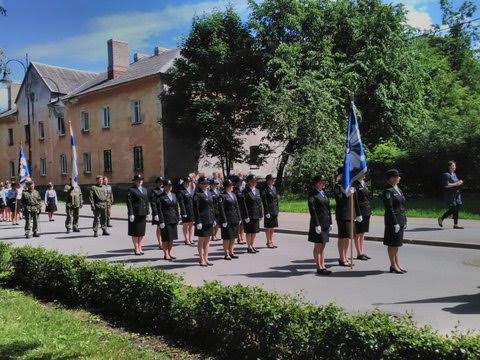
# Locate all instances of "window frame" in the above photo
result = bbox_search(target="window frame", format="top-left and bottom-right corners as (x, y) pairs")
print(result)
(58, 116), (66, 136)
(131, 100), (142, 125)
(81, 111), (90, 133)
(133, 146), (143, 172)
(7, 128), (14, 146)
(101, 106), (111, 129)
(60, 154), (68, 175)
(40, 158), (47, 177)
(38, 121), (45, 140)
(83, 152), (92, 174)
(9, 161), (15, 178)
(103, 149), (112, 173)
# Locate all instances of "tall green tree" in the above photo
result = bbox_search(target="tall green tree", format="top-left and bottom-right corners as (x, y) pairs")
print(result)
(162, 7), (261, 177)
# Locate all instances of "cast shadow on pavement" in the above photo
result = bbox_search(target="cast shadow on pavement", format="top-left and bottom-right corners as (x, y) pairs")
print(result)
(406, 227), (443, 232)
(377, 287), (480, 315)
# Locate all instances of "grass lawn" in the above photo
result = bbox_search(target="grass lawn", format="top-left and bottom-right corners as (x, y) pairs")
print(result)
(0, 288), (194, 360)
(279, 193), (480, 220)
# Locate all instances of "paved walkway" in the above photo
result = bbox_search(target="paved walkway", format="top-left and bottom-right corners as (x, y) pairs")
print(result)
(1, 214), (479, 334)
(63, 204), (480, 249)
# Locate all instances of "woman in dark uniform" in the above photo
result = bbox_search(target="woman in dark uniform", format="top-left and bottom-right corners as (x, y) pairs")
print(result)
(261, 174), (279, 248)
(209, 178), (222, 241)
(438, 160), (464, 229)
(218, 179), (241, 260)
(333, 167), (354, 267)
(127, 174), (149, 255)
(158, 179), (180, 261)
(150, 177), (164, 250)
(383, 169), (407, 274)
(353, 174), (372, 260)
(241, 174), (263, 254)
(308, 175), (332, 275)
(193, 176), (216, 266)
(233, 176), (246, 244)
(177, 176), (195, 245)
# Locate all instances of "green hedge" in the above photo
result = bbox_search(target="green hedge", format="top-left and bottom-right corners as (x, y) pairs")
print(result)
(0, 243), (479, 359)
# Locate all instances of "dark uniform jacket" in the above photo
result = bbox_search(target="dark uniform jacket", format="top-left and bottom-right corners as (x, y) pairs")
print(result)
(158, 192), (180, 225)
(308, 189), (332, 229)
(209, 188), (221, 218)
(218, 191), (241, 225)
(89, 184), (108, 210)
(353, 180), (371, 217)
(382, 185), (406, 226)
(241, 186), (263, 220)
(149, 187), (163, 218)
(233, 186), (246, 218)
(261, 185), (279, 216)
(333, 181), (355, 221)
(177, 188), (194, 219)
(21, 190), (42, 213)
(193, 189), (215, 225)
(127, 186), (149, 216)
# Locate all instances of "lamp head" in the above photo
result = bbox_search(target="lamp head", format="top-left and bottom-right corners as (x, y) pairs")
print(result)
(0, 70), (12, 86)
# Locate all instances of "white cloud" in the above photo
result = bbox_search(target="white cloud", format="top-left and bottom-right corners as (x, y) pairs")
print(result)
(405, 5), (433, 30)
(17, 0), (249, 65)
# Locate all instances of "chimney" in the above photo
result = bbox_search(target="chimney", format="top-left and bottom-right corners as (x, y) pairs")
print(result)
(8, 83), (21, 110)
(154, 46), (168, 56)
(133, 53), (148, 62)
(107, 39), (129, 79)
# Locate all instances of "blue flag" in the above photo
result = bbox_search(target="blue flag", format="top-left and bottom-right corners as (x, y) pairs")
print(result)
(70, 124), (79, 187)
(342, 101), (367, 195)
(18, 146), (31, 184)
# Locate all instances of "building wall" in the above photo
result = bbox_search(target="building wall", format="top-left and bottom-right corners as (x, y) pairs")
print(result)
(0, 114), (20, 181)
(63, 76), (165, 186)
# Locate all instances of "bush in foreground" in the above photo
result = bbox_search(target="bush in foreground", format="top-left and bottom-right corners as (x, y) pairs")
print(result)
(0, 243), (478, 359)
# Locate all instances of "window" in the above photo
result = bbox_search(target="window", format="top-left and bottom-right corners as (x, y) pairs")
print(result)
(7, 129), (13, 146)
(9, 161), (15, 178)
(38, 122), (45, 140)
(60, 154), (67, 175)
(131, 100), (142, 124)
(101, 106), (110, 128)
(24, 124), (30, 144)
(133, 146), (143, 172)
(248, 145), (261, 169)
(81, 111), (90, 132)
(40, 158), (47, 176)
(83, 152), (92, 174)
(103, 149), (112, 173)
(58, 116), (66, 136)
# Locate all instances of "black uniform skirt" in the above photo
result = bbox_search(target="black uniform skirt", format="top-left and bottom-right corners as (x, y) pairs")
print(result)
(308, 225), (330, 243)
(161, 224), (178, 242)
(45, 198), (57, 212)
(383, 224), (404, 247)
(337, 219), (353, 239)
(264, 215), (278, 228)
(195, 223), (213, 237)
(128, 215), (147, 237)
(182, 214), (194, 223)
(8, 198), (16, 212)
(355, 216), (371, 234)
(244, 219), (260, 234)
(221, 224), (239, 240)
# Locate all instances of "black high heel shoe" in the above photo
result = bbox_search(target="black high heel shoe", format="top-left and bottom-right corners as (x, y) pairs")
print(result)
(389, 266), (403, 274)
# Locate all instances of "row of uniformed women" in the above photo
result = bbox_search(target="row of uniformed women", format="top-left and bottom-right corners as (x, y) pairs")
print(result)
(308, 168), (407, 275)
(126, 173), (280, 265)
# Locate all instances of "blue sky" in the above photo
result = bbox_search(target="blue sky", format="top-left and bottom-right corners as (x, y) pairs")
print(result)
(0, 0), (477, 108)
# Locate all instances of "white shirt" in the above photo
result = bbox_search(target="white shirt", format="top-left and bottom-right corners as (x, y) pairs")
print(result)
(166, 191), (173, 201)
(137, 186), (143, 194)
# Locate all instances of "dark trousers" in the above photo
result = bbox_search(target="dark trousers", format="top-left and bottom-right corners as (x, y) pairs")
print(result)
(65, 205), (80, 230)
(93, 207), (107, 232)
(441, 205), (460, 224)
(24, 211), (39, 234)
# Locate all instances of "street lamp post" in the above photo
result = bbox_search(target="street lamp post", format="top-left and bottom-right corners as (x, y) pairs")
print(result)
(0, 55), (32, 169)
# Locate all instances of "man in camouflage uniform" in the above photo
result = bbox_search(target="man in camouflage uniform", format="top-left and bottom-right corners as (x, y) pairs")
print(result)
(103, 176), (114, 227)
(21, 180), (42, 239)
(64, 177), (83, 233)
(89, 175), (110, 237)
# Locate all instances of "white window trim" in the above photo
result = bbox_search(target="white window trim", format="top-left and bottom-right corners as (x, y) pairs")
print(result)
(83, 153), (92, 174)
(81, 111), (90, 132)
(58, 116), (66, 136)
(40, 158), (47, 177)
(60, 154), (67, 175)
(101, 106), (111, 129)
(131, 100), (142, 124)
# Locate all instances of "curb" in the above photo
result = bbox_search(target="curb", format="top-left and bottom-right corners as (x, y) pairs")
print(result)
(51, 212), (480, 251)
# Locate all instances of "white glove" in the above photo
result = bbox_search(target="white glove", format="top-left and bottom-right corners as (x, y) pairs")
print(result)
(404, 223), (408, 230)
(196, 223), (203, 230)
(146, 214), (152, 221)
(315, 226), (322, 234)
(244, 218), (250, 223)
(239, 221), (242, 225)
(160, 223), (165, 229)
(349, 187), (356, 195)
(182, 214), (187, 218)
(154, 215), (159, 222)
(129, 215), (135, 223)
(213, 221), (217, 226)
(222, 223), (227, 228)
(265, 213), (271, 219)
(394, 224), (401, 233)
(355, 216), (363, 223)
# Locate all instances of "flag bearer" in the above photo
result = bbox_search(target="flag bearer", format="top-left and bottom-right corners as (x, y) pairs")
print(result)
(64, 177), (83, 233)
(103, 177), (114, 227)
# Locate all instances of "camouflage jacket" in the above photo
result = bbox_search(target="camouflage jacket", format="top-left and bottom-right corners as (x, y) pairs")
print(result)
(21, 190), (42, 213)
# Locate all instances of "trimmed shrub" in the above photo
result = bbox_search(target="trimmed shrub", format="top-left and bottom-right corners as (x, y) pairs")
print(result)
(0, 243), (479, 359)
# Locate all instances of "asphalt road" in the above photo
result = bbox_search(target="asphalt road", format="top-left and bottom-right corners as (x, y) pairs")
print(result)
(1, 214), (479, 334)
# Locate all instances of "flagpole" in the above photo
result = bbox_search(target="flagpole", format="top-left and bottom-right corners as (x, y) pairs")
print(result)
(350, 193), (354, 270)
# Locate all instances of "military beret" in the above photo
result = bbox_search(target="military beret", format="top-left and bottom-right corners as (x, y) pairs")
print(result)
(245, 174), (257, 183)
(197, 176), (209, 185)
(223, 179), (233, 187)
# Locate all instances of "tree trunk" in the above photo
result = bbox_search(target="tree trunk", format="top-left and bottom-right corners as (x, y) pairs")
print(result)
(275, 140), (296, 192)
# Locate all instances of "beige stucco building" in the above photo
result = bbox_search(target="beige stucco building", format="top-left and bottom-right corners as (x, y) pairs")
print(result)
(0, 39), (280, 187)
